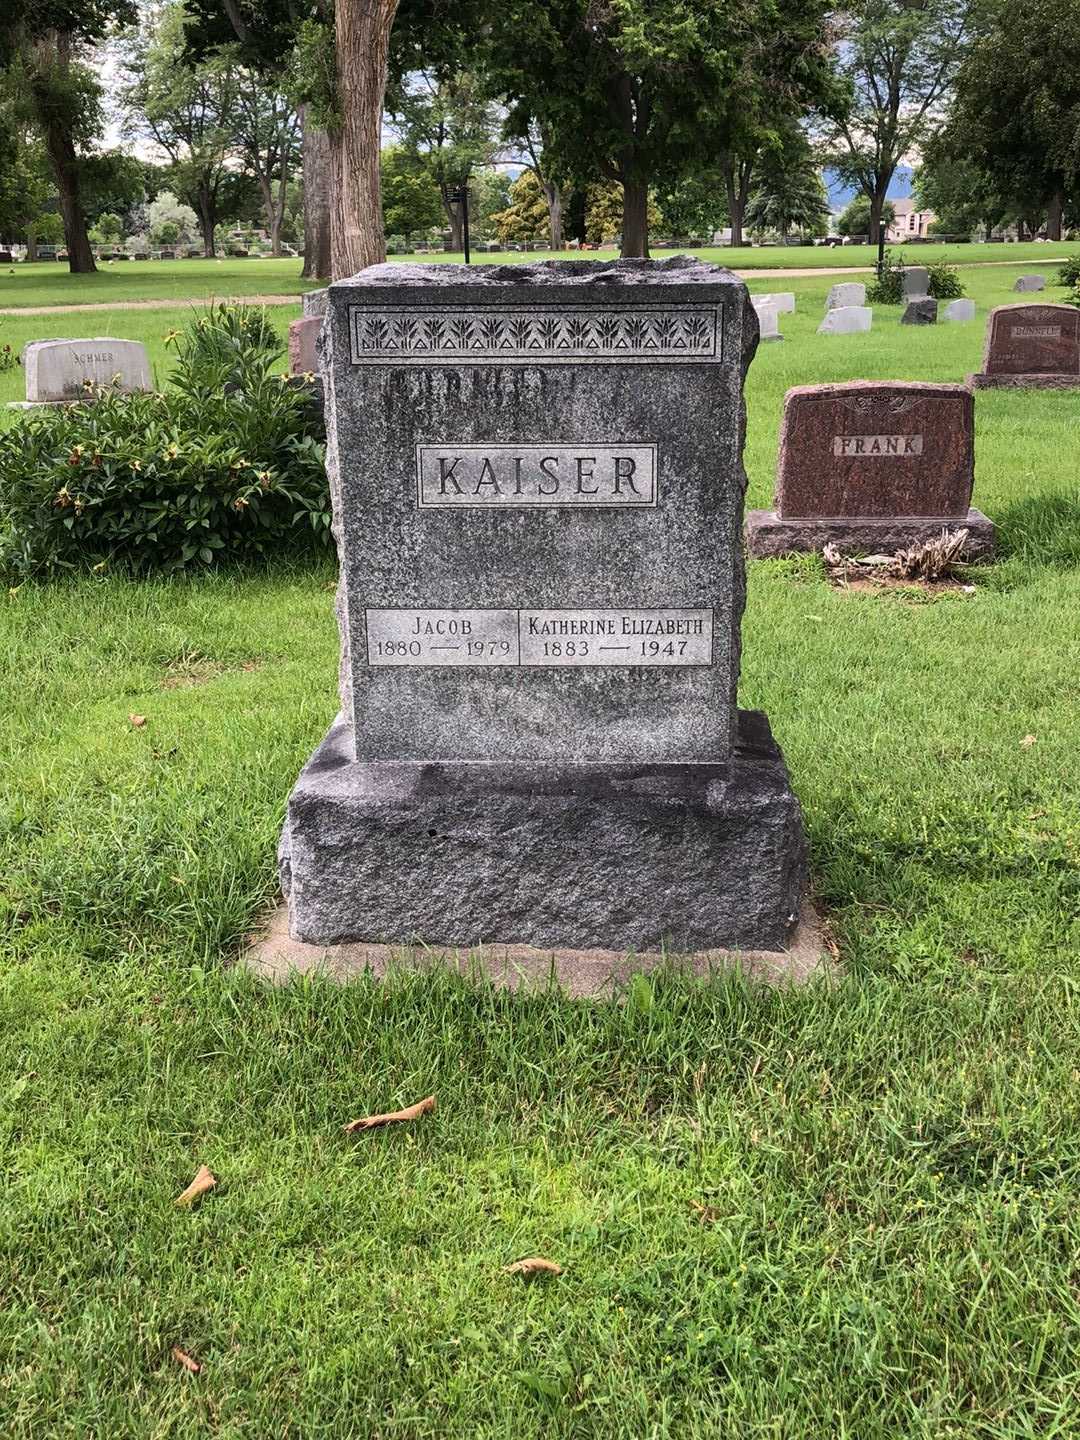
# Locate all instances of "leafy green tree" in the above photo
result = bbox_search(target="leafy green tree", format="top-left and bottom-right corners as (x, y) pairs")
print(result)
(936, 0), (1080, 241)
(386, 69), (499, 251)
(0, 0), (138, 272)
(468, 168), (512, 242)
(490, 169), (550, 245)
(653, 170), (728, 241)
(913, 137), (1008, 240)
(479, 0), (837, 257)
(744, 128), (829, 241)
(381, 144), (443, 240)
(836, 194), (895, 238)
(584, 180), (660, 246)
(122, 3), (246, 257)
(818, 0), (973, 240)
(0, 93), (51, 252)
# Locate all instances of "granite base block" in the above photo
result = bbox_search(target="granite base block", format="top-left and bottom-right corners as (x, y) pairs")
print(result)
(243, 897), (829, 994)
(744, 507), (994, 559)
(279, 709), (807, 954)
(967, 372), (1080, 390)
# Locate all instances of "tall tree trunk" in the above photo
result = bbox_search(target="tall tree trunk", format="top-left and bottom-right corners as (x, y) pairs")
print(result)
(34, 35), (95, 275)
(869, 183), (890, 244)
(196, 183), (216, 257)
(25, 227), (38, 262)
(46, 117), (95, 274)
(1047, 189), (1063, 242)
(620, 176), (649, 258)
(301, 109), (332, 281)
(331, 0), (400, 280)
(723, 157), (752, 247)
(440, 185), (464, 251)
(544, 180), (563, 250)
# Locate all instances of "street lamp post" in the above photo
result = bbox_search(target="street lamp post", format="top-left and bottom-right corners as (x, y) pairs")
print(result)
(877, 219), (887, 278)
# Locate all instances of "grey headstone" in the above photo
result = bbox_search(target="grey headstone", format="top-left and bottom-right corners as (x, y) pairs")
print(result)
(825, 281), (866, 310)
(758, 291), (795, 313)
(902, 267), (930, 299)
(753, 300), (783, 342)
(901, 297), (938, 325)
(279, 257), (808, 955)
(303, 288), (329, 317)
(1013, 274), (1046, 293)
(943, 298), (975, 323)
(22, 338), (151, 403)
(817, 305), (872, 335)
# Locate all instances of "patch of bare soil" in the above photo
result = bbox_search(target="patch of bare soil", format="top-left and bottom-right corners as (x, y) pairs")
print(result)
(162, 657), (262, 688)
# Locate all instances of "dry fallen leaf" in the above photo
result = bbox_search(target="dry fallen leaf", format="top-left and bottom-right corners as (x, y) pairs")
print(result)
(171, 1346), (201, 1374)
(174, 1164), (217, 1209)
(690, 1201), (720, 1224)
(129, 713), (147, 728)
(343, 1095), (435, 1133)
(1021, 734), (1037, 748)
(502, 1257), (563, 1277)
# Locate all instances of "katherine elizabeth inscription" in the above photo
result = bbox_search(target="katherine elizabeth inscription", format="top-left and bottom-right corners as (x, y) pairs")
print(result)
(417, 443), (656, 506)
(365, 607), (713, 667)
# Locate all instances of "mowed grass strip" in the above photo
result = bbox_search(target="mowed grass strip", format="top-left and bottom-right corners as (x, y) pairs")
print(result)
(0, 262), (1078, 1437)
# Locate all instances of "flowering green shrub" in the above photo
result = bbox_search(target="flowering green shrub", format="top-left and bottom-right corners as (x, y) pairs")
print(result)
(867, 250), (966, 304)
(1056, 257), (1080, 288)
(0, 342), (18, 373)
(0, 305), (330, 580)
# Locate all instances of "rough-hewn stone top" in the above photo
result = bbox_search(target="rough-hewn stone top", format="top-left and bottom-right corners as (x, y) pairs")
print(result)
(334, 256), (741, 290)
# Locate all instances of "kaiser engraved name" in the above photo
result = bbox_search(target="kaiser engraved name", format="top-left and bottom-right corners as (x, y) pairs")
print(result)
(417, 444), (656, 507)
(832, 434), (924, 458)
(365, 608), (713, 667)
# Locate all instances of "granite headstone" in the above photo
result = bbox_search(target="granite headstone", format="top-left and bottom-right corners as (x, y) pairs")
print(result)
(818, 306), (872, 335)
(758, 292), (796, 313)
(968, 303), (1080, 388)
(826, 281), (866, 310)
(1013, 275), (1046, 293)
(745, 380), (994, 558)
(288, 315), (322, 375)
(943, 298), (975, 323)
(20, 338), (152, 404)
(753, 300), (783, 342)
(279, 258), (808, 955)
(902, 267), (929, 299)
(901, 297), (937, 325)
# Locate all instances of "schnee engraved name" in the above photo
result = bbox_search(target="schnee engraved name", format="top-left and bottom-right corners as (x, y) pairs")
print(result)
(417, 444), (657, 507)
(832, 434), (924, 458)
(350, 304), (722, 365)
(365, 608), (713, 666)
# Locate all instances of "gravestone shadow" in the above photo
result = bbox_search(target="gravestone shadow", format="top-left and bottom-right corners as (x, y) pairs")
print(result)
(993, 490), (1080, 569)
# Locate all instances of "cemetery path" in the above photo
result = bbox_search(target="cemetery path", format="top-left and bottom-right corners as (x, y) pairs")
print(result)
(0, 260), (1067, 314)
(0, 293), (302, 315)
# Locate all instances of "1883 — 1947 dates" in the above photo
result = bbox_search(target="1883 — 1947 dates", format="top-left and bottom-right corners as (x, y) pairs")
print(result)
(364, 608), (713, 666)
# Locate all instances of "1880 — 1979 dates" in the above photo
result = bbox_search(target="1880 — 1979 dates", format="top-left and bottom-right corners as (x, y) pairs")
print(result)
(364, 608), (713, 667)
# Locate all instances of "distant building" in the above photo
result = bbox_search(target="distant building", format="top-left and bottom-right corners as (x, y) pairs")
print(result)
(887, 198), (936, 242)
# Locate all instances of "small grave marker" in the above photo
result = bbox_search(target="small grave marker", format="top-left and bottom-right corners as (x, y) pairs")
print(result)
(818, 306), (872, 335)
(17, 338), (152, 406)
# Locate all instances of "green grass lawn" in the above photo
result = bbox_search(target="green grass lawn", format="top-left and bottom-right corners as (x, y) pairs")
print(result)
(0, 241), (1076, 311)
(1, 259), (1079, 1436)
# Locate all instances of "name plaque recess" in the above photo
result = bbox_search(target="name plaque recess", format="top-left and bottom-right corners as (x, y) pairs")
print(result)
(365, 608), (713, 667)
(416, 443), (657, 507)
(350, 303), (723, 366)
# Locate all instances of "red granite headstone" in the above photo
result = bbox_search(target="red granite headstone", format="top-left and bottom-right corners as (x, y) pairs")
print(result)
(972, 303), (1080, 388)
(288, 315), (322, 376)
(744, 379), (994, 558)
(776, 381), (973, 519)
